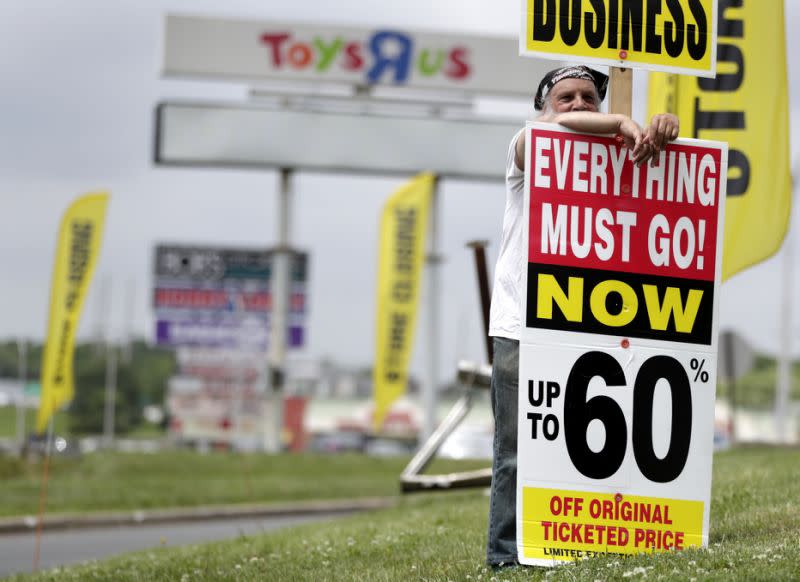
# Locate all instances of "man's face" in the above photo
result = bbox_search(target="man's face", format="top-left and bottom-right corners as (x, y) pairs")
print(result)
(546, 78), (600, 113)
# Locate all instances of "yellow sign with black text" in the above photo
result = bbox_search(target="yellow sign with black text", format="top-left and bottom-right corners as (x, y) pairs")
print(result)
(36, 193), (109, 433)
(521, 0), (718, 77)
(373, 174), (433, 432)
(648, 1), (790, 280)
(521, 487), (704, 561)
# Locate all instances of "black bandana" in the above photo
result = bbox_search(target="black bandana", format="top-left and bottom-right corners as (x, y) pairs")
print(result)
(534, 66), (609, 111)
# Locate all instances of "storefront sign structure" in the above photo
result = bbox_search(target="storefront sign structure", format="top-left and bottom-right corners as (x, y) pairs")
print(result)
(520, 0), (718, 77)
(153, 245), (309, 450)
(164, 13), (558, 96)
(516, 123), (727, 565)
(160, 13), (562, 447)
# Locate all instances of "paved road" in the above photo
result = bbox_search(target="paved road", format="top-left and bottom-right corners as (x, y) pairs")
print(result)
(0, 512), (348, 578)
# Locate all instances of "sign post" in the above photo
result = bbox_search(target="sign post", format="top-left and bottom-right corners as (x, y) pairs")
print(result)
(268, 169), (293, 453)
(609, 68), (632, 117)
(516, 124), (727, 565)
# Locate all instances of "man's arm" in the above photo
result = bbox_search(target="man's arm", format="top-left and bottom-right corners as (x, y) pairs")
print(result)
(514, 112), (658, 171)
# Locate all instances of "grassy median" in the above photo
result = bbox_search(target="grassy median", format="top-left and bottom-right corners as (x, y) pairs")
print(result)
(5, 445), (800, 581)
(0, 450), (488, 518)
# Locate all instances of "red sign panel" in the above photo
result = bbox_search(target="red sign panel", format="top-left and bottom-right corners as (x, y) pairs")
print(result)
(527, 129), (722, 281)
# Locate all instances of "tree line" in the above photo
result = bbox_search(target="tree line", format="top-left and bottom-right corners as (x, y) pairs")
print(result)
(0, 340), (176, 435)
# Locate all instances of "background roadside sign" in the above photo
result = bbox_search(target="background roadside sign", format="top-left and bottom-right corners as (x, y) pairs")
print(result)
(520, 0), (718, 77)
(153, 244), (308, 350)
(517, 123), (727, 565)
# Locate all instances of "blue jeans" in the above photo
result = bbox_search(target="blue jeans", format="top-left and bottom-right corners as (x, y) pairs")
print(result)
(486, 336), (519, 566)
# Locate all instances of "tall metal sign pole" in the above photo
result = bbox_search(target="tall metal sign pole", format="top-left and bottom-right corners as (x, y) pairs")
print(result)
(268, 168), (292, 453)
(422, 178), (441, 442)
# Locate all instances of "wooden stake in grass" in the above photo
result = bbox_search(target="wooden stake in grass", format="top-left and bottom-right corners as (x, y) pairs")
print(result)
(32, 419), (54, 572)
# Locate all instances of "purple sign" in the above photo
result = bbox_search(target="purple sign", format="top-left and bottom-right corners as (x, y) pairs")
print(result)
(156, 319), (304, 350)
(153, 244), (308, 350)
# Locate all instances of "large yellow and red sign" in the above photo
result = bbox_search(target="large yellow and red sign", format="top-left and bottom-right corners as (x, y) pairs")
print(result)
(517, 124), (726, 565)
(520, 0), (718, 77)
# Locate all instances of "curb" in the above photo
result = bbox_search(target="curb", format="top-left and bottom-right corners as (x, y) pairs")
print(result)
(0, 497), (397, 535)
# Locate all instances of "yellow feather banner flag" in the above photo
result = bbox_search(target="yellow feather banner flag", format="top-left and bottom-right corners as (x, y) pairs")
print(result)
(373, 173), (434, 433)
(36, 193), (109, 434)
(648, 2), (791, 280)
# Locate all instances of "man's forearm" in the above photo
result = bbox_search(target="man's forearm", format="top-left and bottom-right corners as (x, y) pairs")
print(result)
(518, 111), (651, 168)
(516, 112), (629, 170)
(548, 111), (627, 135)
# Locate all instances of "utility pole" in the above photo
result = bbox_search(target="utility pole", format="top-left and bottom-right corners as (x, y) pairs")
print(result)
(16, 339), (27, 455)
(122, 278), (135, 364)
(103, 345), (118, 448)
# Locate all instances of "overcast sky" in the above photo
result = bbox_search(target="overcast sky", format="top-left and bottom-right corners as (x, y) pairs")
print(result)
(0, 0), (798, 385)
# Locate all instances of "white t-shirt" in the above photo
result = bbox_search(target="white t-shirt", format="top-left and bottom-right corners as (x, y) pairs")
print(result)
(489, 128), (526, 340)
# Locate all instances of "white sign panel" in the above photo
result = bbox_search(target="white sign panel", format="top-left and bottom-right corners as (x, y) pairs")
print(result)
(164, 14), (560, 96)
(517, 123), (727, 565)
(155, 102), (522, 180)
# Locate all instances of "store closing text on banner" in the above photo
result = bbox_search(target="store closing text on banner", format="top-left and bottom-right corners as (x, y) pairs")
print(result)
(37, 193), (109, 433)
(647, 2), (791, 280)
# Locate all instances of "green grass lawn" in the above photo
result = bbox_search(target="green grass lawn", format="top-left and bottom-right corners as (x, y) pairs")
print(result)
(5, 446), (800, 581)
(0, 450), (488, 518)
(0, 406), (164, 440)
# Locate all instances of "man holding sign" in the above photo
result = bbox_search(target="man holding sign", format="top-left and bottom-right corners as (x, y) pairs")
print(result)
(486, 65), (680, 568)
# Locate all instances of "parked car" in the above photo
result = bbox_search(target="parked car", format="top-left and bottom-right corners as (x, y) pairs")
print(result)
(365, 437), (415, 457)
(307, 430), (366, 454)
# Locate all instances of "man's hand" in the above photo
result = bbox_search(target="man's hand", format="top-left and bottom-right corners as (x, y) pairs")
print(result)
(643, 113), (680, 163)
(620, 114), (680, 167)
(528, 111), (680, 170)
(616, 117), (653, 167)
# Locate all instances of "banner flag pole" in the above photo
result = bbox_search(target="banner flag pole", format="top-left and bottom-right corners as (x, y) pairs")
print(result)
(32, 417), (55, 572)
